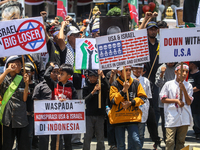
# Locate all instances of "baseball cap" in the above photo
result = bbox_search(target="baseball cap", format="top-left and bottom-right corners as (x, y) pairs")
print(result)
(117, 66), (131, 71)
(66, 26), (82, 36)
(24, 62), (35, 72)
(132, 64), (144, 68)
(146, 21), (158, 29)
(88, 70), (98, 77)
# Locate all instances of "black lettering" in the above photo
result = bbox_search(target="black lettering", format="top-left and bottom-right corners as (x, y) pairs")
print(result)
(6, 27), (11, 35)
(45, 103), (50, 110)
(185, 37), (190, 45)
(70, 103), (73, 109)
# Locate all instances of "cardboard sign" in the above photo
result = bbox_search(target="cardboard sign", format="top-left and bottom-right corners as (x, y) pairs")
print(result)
(75, 38), (99, 70)
(34, 100), (85, 135)
(0, 17), (47, 57)
(159, 28), (200, 63)
(96, 29), (150, 70)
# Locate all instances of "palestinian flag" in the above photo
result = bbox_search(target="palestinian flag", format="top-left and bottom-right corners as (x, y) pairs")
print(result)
(128, 0), (138, 27)
(57, 0), (68, 21)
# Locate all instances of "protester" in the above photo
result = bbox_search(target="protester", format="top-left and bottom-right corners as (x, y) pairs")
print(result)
(83, 70), (109, 150)
(0, 56), (29, 150)
(109, 65), (147, 150)
(155, 63), (176, 142)
(33, 62), (60, 150)
(160, 63), (193, 150)
(143, 21), (161, 124)
(24, 62), (37, 150)
(44, 63), (78, 150)
(131, 64), (151, 148)
(188, 61), (200, 140)
(106, 70), (118, 150)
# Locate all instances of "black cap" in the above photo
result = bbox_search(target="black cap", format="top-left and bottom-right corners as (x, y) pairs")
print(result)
(146, 21), (158, 29)
(88, 70), (98, 77)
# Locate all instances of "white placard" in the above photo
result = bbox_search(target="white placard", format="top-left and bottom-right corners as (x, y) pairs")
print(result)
(0, 17), (47, 57)
(34, 100), (85, 135)
(96, 29), (150, 70)
(75, 38), (99, 70)
(159, 28), (200, 63)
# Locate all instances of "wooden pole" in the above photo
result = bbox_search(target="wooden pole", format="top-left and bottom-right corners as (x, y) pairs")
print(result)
(123, 66), (129, 101)
(98, 75), (101, 108)
(148, 51), (159, 79)
(88, 9), (92, 19)
(180, 62), (183, 101)
(56, 134), (60, 150)
(22, 55), (26, 75)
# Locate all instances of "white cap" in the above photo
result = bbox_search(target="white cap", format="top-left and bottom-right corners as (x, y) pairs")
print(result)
(67, 26), (82, 36)
(132, 64), (144, 68)
(117, 66), (131, 71)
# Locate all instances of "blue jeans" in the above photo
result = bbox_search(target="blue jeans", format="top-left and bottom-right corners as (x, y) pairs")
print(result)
(138, 123), (145, 147)
(115, 124), (141, 150)
(193, 114), (200, 134)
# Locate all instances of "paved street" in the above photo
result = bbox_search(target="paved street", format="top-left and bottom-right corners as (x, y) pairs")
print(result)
(30, 121), (200, 150)
(72, 123), (200, 150)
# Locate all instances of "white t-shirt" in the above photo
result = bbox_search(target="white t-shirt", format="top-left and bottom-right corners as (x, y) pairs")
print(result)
(131, 74), (151, 123)
(159, 79), (193, 128)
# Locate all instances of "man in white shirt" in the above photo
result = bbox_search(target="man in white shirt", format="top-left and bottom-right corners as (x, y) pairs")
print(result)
(160, 63), (193, 150)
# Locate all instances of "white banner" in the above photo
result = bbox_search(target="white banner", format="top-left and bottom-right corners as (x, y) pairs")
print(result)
(34, 100), (85, 135)
(159, 28), (200, 63)
(96, 29), (149, 70)
(0, 17), (47, 57)
(75, 38), (99, 70)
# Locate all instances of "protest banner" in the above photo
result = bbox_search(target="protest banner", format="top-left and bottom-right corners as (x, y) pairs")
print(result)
(41, 52), (49, 68)
(96, 29), (149, 70)
(159, 28), (200, 63)
(34, 100), (85, 135)
(75, 38), (99, 70)
(0, 16), (47, 57)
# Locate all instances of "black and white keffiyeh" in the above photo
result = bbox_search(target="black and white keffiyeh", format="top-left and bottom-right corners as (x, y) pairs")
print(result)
(65, 42), (74, 66)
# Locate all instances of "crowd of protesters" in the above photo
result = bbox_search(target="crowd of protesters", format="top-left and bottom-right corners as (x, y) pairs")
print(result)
(0, 1), (200, 150)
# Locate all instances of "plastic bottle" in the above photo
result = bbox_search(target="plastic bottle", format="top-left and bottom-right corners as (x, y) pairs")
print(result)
(106, 105), (110, 115)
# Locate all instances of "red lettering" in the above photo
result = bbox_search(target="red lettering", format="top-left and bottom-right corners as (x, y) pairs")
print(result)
(164, 38), (168, 46)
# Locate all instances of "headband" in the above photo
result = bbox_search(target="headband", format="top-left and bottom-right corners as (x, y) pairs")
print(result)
(175, 64), (189, 71)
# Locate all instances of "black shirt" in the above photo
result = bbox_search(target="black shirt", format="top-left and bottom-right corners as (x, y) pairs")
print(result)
(83, 77), (109, 116)
(47, 39), (62, 65)
(144, 38), (160, 84)
(0, 74), (28, 128)
(32, 80), (52, 100)
(188, 71), (200, 114)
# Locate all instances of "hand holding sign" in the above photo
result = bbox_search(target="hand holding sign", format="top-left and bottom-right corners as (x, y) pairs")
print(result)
(177, 99), (184, 107)
(23, 73), (29, 84)
(121, 101), (132, 110)
(122, 81), (130, 93)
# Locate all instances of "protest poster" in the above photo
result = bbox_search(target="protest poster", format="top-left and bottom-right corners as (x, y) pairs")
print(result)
(0, 17), (47, 57)
(34, 100), (85, 135)
(75, 38), (99, 70)
(159, 28), (200, 63)
(96, 29), (150, 70)
(41, 52), (49, 68)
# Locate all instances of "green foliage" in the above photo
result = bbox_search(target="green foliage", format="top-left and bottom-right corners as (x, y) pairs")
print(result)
(106, 6), (121, 16)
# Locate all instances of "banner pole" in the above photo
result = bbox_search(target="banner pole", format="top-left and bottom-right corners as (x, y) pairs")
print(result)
(56, 134), (60, 150)
(123, 66), (129, 101)
(180, 62), (183, 101)
(148, 51), (159, 79)
(98, 75), (101, 108)
(22, 55), (26, 75)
